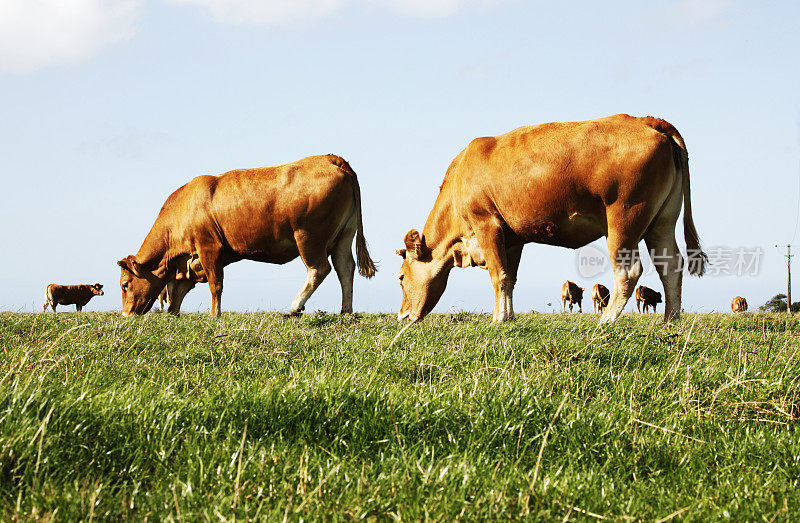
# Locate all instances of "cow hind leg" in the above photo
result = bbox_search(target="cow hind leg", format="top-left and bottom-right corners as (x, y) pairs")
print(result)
(290, 231), (332, 316)
(644, 231), (683, 323)
(331, 227), (357, 314)
(600, 236), (643, 323)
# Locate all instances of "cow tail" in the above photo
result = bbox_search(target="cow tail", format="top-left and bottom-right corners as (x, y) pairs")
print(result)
(649, 118), (707, 277)
(352, 174), (377, 278)
(44, 285), (53, 311)
(674, 141), (707, 276)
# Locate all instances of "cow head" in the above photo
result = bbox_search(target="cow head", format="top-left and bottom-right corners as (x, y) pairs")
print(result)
(118, 255), (166, 316)
(654, 291), (663, 304)
(91, 283), (104, 296)
(396, 229), (451, 322)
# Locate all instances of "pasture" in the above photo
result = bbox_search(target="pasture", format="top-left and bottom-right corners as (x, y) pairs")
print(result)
(2, 311), (799, 520)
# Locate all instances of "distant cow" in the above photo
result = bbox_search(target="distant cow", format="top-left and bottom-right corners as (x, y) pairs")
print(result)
(43, 284), (104, 312)
(635, 285), (662, 313)
(731, 296), (748, 313)
(118, 155), (376, 316)
(562, 281), (584, 313)
(592, 284), (610, 314)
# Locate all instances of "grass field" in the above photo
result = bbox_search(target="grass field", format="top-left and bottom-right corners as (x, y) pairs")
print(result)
(2, 311), (799, 520)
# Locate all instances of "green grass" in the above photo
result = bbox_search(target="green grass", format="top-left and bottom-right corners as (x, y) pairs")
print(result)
(1, 311), (799, 520)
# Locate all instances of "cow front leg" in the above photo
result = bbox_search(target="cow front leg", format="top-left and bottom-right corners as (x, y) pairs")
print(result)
(166, 280), (196, 315)
(208, 274), (223, 317)
(472, 220), (513, 322)
(503, 245), (522, 320)
(197, 248), (224, 316)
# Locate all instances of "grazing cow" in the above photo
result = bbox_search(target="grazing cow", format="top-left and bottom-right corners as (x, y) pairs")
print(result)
(43, 283), (104, 312)
(592, 283), (610, 314)
(561, 281), (584, 313)
(118, 155), (376, 316)
(635, 285), (662, 313)
(731, 296), (748, 313)
(396, 114), (706, 323)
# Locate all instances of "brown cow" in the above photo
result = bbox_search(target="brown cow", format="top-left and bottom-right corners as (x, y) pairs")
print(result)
(561, 281), (584, 313)
(396, 114), (706, 323)
(592, 283), (610, 314)
(43, 283), (104, 312)
(731, 296), (748, 313)
(635, 285), (662, 313)
(118, 155), (376, 316)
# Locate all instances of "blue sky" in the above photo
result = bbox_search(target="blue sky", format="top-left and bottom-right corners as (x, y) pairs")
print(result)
(1, 0), (798, 314)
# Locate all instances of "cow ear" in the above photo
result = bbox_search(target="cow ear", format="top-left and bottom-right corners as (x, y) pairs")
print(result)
(118, 255), (144, 277)
(404, 229), (430, 261)
(396, 249), (407, 258)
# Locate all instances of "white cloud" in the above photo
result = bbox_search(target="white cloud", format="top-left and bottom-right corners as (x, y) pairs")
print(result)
(166, 0), (514, 26)
(676, 0), (735, 25)
(167, 0), (349, 26)
(659, 0), (736, 27)
(0, 0), (512, 73)
(0, 0), (141, 74)
(378, 0), (512, 18)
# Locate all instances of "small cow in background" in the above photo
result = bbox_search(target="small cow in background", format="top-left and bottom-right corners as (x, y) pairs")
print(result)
(731, 296), (748, 313)
(635, 285), (662, 313)
(592, 284), (610, 314)
(562, 281), (584, 313)
(43, 283), (104, 312)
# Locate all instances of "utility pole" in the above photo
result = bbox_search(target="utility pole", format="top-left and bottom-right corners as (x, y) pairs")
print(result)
(789, 245), (793, 314)
(777, 245), (793, 313)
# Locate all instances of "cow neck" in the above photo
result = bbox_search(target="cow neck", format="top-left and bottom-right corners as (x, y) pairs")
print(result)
(135, 221), (170, 275)
(421, 185), (464, 263)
